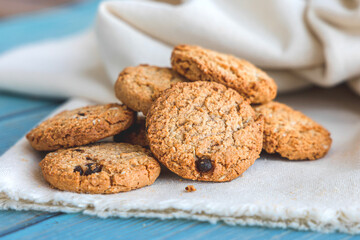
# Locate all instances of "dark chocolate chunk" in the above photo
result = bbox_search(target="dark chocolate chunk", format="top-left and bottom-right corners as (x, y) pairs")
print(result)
(77, 112), (85, 116)
(74, 165), (84, 175)
(74, 149), (84, 153)
(196, 157), (213, 172)
(84, 163), (102, 176)
(92, 165), (102, 173)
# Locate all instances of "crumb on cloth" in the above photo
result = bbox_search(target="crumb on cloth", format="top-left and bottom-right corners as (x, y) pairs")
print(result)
(185, 185), (196, 192)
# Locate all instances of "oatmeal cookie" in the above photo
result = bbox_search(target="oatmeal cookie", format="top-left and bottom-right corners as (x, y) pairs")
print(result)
(147, 81), (264, 182)
(40, 143), (161, 194)
(115, 65), (187, 114)
(26, 104), (135, 151)
(254, 101), (332, 160)
(171, 45), (277, 104)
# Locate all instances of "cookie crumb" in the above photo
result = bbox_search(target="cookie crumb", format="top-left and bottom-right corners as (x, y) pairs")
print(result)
(185, 185), (196, 192)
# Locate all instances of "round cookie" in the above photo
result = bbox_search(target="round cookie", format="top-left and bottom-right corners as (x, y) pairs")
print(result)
(253, 101), (332, 160)
(115, 65), (187, 114)
(114, 115), (148, 147)
(40, 143), (161, 194)
(27, 104), (135, 151)
(171, 45), (277, 104)
(147, 81), (264, 182)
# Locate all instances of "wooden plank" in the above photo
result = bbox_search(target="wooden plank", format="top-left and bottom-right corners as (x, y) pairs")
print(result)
(0, 0), (82, 18)
(0, 0), (101, 53)
(0, 212), (61, 238)
(0, 103), (61, 154)
(1, 213), (357, 240)
(0, 91), (62, 122)
(0, 211), (53, 233)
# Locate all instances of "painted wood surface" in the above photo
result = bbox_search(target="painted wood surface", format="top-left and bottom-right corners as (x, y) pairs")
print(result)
(0, 0), (82, 17)
(0, 0), (359, 239)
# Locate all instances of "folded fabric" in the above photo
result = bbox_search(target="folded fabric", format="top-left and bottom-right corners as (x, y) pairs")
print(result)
(1, 86), (360, 234)
(0, 0), (360, 101)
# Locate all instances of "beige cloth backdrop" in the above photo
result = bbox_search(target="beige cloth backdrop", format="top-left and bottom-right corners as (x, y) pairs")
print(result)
(0, 0), (360, 100)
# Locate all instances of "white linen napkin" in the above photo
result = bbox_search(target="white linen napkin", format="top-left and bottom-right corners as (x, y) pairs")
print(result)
(1, 86), (360, 234)
(0, 0), (360, 100)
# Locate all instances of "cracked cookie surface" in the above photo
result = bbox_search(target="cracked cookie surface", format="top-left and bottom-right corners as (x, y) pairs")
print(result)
(254, 101), (332, 160)
(147, 81), (264, 182)
(114, 115), (148, 147)
(115, 65), (187, 114)
(40, 143), (161, 194)
(26, 104), (135, 151)
(171, 45), (277, 104)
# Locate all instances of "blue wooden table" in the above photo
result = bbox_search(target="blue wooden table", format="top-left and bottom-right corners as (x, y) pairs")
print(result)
(0, 1), (359, 239)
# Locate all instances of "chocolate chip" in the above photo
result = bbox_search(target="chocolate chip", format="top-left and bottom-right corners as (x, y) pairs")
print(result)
(77, 112), (85, 116)
(92, 165), (102, 173)
(86, 157), (92, 161)
(196, 157), (213, 172)
(74, 149), (84, 153)
(74, 165), (83, 175)
(84, 169), (92, 176)
(84, 163), (102, 176)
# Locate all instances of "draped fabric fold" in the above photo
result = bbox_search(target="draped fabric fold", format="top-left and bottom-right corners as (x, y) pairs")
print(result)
(0, 0), (360, 101)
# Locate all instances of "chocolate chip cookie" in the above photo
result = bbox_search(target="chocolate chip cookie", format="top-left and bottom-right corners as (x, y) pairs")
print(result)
(40, 143), (161, 194)
(113, 115), (148, 147)
(27, 104), (135, 151)
(147, 81), (264, 182)
(171, 45), (277, 104)
(115, 65), (187, 114)
(254, 101), (332, 160)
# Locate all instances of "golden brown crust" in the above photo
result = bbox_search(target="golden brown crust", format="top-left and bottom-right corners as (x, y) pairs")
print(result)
(39, 143), (161, 194)
(146, 81), (264, 182)
(113, 115), (148, 147)
(253, 101), (332, 160)
(26, 104), (135, 151)
(171, 45), (277, 104)
(115, 65), (187, 114)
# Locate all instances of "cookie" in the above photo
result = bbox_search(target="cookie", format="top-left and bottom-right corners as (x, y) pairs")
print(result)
(115, 65), (187, 114)
(171, 45), (277, 104)
(40, 143), (161, 194)
(253, 101), (332, 160)
(113, 115), (148, 147)
(147, 81), (264, 182)
(27, 104), (135, 151)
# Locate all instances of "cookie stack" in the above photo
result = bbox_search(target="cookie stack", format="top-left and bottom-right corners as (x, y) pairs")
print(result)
(26, 104), (160, 194)
(26, 45), (332, 194)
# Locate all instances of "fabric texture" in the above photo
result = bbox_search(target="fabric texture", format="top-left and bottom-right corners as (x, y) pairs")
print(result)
(1, 86), (360, 233)
(0, 0), (360, 234)
(0, 0), (360, 101)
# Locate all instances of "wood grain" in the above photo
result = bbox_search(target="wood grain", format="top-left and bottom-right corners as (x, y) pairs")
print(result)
(0, 0), (82, 17)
